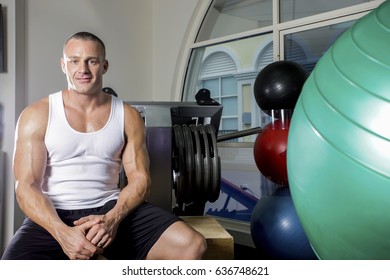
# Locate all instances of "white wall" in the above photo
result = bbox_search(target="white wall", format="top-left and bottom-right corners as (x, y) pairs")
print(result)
(25, 0), (199, 104)
(152, 0), (199, 100)
(0, 0), (201, 254)
(26, 0), (154, 103)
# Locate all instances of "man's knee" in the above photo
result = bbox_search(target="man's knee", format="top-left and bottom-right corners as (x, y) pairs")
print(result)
(170, 222), (207, 259)
(189, 230), (207, 260)
(147, 221), (207, 260)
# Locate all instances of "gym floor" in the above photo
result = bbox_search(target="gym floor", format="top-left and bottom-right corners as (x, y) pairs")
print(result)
(234, 244), (261, 260)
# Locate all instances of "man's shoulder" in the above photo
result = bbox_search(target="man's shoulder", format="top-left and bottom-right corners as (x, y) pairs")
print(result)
(123, 102), (142, 117)
(23, 96), (50, 115)
(122, 103), (145, 136)
(18, 96), (50, 129)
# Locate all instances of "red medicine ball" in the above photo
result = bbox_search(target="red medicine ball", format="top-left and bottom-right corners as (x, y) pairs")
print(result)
(254, 119), (290, 185)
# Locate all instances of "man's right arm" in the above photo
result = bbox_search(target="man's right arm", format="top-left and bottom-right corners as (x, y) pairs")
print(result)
(13, 99), (101, 259)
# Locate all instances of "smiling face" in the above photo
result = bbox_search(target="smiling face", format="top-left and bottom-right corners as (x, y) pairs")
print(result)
(61, 38), (108, 95)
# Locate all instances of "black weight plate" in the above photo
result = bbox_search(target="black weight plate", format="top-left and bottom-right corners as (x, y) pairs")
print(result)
(205, 124), (221, 202)
(190, 124), (203, 201)
(177, 125), (192, 203)
(172, 125), (187, 204)
(198, 125), (211, 200)
(171, 126), (180, 189)
(172, 125), (181, 200)
(182, 125), (195, 200)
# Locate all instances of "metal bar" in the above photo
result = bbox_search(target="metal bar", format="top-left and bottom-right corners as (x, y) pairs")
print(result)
(217, 127), (262, 142)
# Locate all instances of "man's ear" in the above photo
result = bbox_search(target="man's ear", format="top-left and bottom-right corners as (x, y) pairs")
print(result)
(103, 59), (109, 74)
(60, 57), (66, 74)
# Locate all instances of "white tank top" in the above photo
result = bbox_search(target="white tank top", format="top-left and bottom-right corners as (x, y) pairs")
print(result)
(42, 91), (123, 209)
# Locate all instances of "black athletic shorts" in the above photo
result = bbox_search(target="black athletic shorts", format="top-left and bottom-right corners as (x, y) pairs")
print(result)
(1, 201), (181, 260)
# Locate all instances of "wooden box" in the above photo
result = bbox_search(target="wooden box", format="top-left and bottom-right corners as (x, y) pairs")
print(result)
(181, 216), (234, 260)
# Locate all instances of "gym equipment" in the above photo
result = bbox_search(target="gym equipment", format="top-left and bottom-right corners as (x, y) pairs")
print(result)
(172, 123), (220, 206)
(287, 1), (390, 259)
(217, 127), (262, 142)
(102, 87), (118, 97)
(253, 119), (290, 186)
(254, 60), (308, 112)
(125, 101), (223, 215)
(195, 88), (220, 106)
(250, 187), (317, 260)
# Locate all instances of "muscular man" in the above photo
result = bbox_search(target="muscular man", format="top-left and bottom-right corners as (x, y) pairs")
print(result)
(2, 32), (206, 260)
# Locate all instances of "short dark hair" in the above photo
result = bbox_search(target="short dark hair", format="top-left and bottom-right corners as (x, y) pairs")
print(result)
(64, 31), (106, 58)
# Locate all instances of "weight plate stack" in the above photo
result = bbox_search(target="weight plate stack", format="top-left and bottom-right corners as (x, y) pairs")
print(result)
(172, 124), (221, 207)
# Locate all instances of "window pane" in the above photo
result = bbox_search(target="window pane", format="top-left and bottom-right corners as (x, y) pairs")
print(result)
(221, 76), (237, 96)
(221, 96), (238, 115)
(197, 0), (272, 42)
(280, 0), (371, 22)
(284, 20), (356, 72)
(222, 117), (238, 130)
(203, 79), (220, 97)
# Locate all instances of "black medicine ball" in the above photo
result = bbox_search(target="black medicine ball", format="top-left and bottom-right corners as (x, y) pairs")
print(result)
(254, 61), (308, 111)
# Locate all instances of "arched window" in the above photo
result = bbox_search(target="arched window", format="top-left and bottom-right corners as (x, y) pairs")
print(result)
(255, 42), (274, 70)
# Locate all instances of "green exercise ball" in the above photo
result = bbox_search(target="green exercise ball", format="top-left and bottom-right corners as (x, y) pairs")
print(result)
(287, 1), (390, 259)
